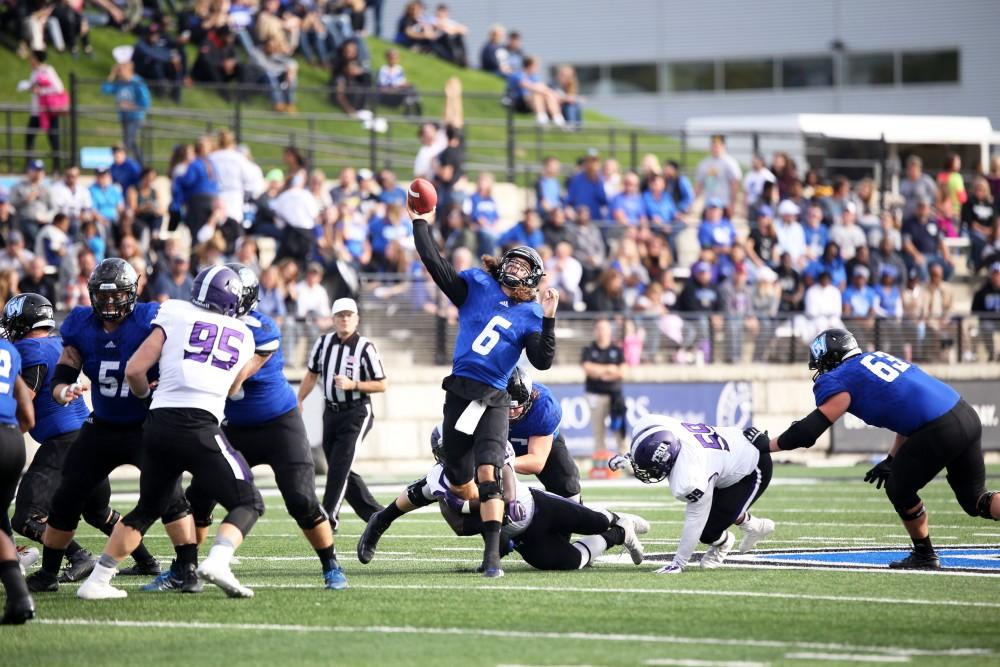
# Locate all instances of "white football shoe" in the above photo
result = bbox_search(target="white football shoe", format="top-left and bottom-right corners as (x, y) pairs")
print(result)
(16, 545), (39, 573)
(699, 530), (735, 569)
(738, 515), (775, 553)
(616, 512), (651, 535)
(616, 515), (645, 565)
(77, 578), (127, 600)
(197, 558), (254, 598)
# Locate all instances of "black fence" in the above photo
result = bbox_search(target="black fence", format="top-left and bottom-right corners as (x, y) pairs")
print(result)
(0, 75), (892, 192)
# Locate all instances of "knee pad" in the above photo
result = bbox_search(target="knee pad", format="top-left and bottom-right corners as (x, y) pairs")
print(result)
(976, 491), (998, 520)
(122, 508), (157, 535)
(896, 502), (926, 522)
(405, 478), (435, 508)
(222, 505), (261, 536)
(83, 507), (117, 535)
(285, 491), (326, 530)
(193, 514), (214, 529)
(12, 510), (46, 542)
(885, 478), (922, 519)
(161, 497), (192, 525)
(477, 479), (503, 503)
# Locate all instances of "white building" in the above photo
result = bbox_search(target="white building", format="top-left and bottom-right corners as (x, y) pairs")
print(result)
(380, 0), (1000, 130)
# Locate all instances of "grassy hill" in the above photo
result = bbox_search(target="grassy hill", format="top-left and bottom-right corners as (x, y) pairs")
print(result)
(1, 27), (686, 181)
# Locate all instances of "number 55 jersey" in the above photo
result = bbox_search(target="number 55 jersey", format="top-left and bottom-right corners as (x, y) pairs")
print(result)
(151, 299), (255, 423)
(630, 413), (759, 504)
(61, 302), (161, 425)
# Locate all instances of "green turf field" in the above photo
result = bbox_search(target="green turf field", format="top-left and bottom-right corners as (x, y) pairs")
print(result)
(4, 466), (999, 667)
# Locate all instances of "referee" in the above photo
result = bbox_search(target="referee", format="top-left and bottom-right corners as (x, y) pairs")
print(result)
(298, 298), (386, 531)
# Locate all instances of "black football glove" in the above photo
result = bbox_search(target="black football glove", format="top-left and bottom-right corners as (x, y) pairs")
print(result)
(743, 427), (770, 450)
(864, 455), (893, 489)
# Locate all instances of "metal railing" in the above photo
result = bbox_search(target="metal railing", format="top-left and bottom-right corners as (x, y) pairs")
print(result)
(0, 75), (900, 190)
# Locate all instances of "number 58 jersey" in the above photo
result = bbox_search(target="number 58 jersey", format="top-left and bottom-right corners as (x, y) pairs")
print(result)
(630, 413), (760, 504)
(151, 299), (256, 423)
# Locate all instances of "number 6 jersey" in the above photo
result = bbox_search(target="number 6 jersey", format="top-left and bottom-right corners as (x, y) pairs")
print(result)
(150, 299), (256, 423)
(61, 301), (161, 425)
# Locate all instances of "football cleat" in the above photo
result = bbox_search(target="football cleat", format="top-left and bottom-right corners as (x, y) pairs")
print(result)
(616, 514), (645, 565)
(141, 560), (203, 593)
(480, 566), (504, 579)
(357, 514), (388, 564)
(323, 566), (349, 590)
(76, 578), (127, 600)
(118, 558), (161, 576)
(25, 570), (59, 593)
(16, 545), (39, 572)
(196, 558), (254, 598)
(1, 594), (35, 625)
(889, 550), (941, 570)
(615, 512), (651, 535)
(59, 550), (97, 583)
(700, 531), (735, 569)
(738, 516), (775, 553)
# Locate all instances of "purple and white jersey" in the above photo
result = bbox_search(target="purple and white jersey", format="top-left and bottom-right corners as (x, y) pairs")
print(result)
(150, 299), (255, 423)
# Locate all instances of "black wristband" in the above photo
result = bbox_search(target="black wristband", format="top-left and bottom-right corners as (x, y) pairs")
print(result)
(52, 363), (81, 387)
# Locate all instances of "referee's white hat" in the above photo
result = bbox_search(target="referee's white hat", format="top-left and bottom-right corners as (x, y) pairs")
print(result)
(332, 298), (359, 315)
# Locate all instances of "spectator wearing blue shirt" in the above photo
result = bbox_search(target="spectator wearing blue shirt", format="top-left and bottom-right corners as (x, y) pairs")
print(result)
(802, 203), (829, 263)
(377, 169), (407, 207)
(256, 265), (288, 323)
(697, 199), (737, 255)
(610, 172), (646, 226)
(498, 209), (544, 250)
(874, 265), (902, 318)
(663, 160), (694, 215)
(88, 167), (124, 227)
(643, 173), (684, 261)
(535, 156), (563, 216)
(507, 56), (566, 127)
(804, 242), (848, 289)
(174, 136), (219, 238)
(100, 60), (151, 162)
(150, 254), (193, 302)
(368, 203), (414, 270)
(843, 265), (878, 317)
(462, 172), (501, 253)
(480, 24), (511, 76)
(110, 145), (142, 193)
(567, 154), (607, 220)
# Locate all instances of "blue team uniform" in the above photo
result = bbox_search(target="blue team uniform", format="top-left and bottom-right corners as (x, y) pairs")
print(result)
(0, 340), (22, 426)
(225, 309), (297, 426)
(509, 382), (561, 455)
(15, 336), (89, 442)
(814, 351), (960, 436)
(452, 268), (543, 391)
(60, 302), (160, 425)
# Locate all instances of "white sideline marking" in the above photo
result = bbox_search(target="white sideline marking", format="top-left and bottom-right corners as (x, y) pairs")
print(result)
(785, 652), (910, 663)
(31, 619), (991, 657)
(719, 562), (1000, 578)
(72, 580), (1000, 609)
(646, 660), (770, 667)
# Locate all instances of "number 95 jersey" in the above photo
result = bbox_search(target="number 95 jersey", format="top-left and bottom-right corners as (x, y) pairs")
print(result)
(813, 351), (960, 436)
(61, 301), (160, 425)
(630, 414), (760, 504)
(150, 299), (256, 423)
(452, 268), (543, 391)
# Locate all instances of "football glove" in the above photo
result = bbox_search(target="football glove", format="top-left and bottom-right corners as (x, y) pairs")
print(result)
(506, 499), (527, 523)
(654, 563), (683, 575)
(863, 455), (893, 489)
(435, 488), (470, 514)
(609, 455), (630, 472)
(743, 426), (769, 449)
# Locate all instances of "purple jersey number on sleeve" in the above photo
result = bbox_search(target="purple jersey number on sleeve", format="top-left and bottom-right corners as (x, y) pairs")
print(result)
(184, 321), (245, 370)
(682, 422), (730, 451)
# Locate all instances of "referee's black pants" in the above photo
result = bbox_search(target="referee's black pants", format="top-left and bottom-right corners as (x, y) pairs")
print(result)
(321, 402), (383, 530)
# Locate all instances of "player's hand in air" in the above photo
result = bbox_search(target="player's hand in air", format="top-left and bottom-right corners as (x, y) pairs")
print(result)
(863, 455), (893, 489)
(541, 288), (559, 317)
(743, 426), (769, 449)
(609, 455), (630, 472)
(406, 204), (436, 226)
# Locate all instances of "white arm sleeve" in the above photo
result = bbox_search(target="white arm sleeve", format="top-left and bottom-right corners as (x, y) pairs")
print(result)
(672, 484), (715, 568)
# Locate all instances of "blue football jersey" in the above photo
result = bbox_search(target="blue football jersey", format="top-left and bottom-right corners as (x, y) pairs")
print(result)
(225, 309), (297, 426)
(814, 351), (960, 436)
(60, 302), (161, 425)
(0, 339), (22, 426)
(452, 268), (544, 391)
(509, 382), (562, 455)
(15, 336), (89, 442)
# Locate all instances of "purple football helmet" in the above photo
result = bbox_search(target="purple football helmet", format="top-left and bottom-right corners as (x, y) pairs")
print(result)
(190, 266), (244, 317)
(628, 426), (681, 484)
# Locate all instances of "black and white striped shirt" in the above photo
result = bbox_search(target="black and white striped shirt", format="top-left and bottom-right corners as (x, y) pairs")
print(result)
(307, 332), (386, 405)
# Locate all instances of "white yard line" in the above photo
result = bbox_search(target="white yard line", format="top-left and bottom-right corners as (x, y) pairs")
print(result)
(784, 652), (911, 663)
(645, 660), (771, 667)
(31, 619), (991, 657)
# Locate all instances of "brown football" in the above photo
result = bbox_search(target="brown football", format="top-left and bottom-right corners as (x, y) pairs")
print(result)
(407, 178), (438, 215)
